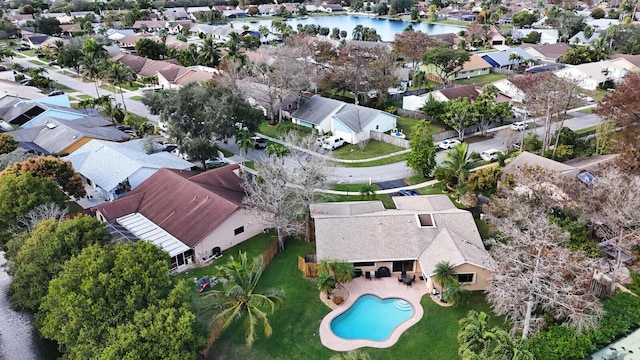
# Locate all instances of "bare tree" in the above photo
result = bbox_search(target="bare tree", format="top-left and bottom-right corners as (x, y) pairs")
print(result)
(14, 202), (68, 233)
(242, 155), (305, 252)
(574, 168), (640, 295)
(486, 167), (602, 338)
(279, 132), (333, 241)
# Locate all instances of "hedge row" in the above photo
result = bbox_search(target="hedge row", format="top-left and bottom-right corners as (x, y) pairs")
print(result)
(526, 292), (640, 359)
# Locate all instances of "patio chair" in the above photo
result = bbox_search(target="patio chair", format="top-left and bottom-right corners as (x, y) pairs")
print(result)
(365, 271), (371, 280)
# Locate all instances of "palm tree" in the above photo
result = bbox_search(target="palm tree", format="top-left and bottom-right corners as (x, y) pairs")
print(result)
(197, 35), (221, 67)
(508, 52), (524, 70)
(458, 310), (497, 359)
(359, 184), (376, 200)
(265, 143), (288, 158)
(105, 62), (136, 113)
(330, 261), (355, 288)
(444, 278), (469, 306)
(433, 261), (456, 292)
(82, 57), (105, 97)
(330, 350), (370, 360)
(235, 131), (254, 165)
(82, 38), (107, 62)
(440, 143), (474, 188)
(204, 252), (286, 347)
(316, 271), (336, 299)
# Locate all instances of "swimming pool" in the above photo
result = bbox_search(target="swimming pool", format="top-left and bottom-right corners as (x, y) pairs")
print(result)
(330, 294), (415, 341)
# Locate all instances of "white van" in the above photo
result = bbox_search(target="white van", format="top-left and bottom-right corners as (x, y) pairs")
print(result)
(322, 136), (345, 150)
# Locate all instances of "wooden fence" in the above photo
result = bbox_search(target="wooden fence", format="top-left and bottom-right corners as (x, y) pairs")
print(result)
(298, 256), (319, 278)
(369, 130), (410, 149)
(201, 238), (279, 356)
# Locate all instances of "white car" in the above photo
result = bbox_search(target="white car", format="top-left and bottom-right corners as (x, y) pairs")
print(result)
(510, 121), (527, 131)
(438, 139), (461, 150)
(480, 149), (501, 162)
(322, 136), (345, 150)
(205, 157), (227, 166)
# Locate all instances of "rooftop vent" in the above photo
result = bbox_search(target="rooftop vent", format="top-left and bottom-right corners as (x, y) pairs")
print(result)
(46, 122), (57, 129)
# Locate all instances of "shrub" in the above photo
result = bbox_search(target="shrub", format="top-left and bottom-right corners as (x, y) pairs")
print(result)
(526, 293), (640, 359)
(332, 296), (344, 305)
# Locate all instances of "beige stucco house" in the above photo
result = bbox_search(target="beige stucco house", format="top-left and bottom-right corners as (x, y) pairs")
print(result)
(93, 165), (268, 272)
(310, 195), (494, 292)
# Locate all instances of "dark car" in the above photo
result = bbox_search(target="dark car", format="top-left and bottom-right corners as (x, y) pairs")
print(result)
(48, 60), (58, 66)
(48, 90), (64, 96)
(252, 136), (267, 149)
(398, 189), (419, 196)
(17, 45), (30, 51)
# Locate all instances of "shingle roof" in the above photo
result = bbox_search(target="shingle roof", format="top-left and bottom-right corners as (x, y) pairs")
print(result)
(312, 195), (493, 273)
(94, 166), (244, 247)
(461, 54), (492, 71)
(482, 48), (534, 67)
(521, 43), (569, 60)
(9, 117), (130, 154)
(333, 104), (390, 132)
(63, 139), (193, 192)
(291, 95), (344, 125)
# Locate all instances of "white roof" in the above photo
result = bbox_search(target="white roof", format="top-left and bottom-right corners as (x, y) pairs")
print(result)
(63, 139), (193, 192)
(116, 213), (191, 257)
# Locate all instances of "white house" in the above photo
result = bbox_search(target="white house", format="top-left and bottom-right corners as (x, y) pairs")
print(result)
(492, 78), (526, 103)
(63, 139), (193, 201)
(554, 61), (627, 90)
(290, 95), (397, 144)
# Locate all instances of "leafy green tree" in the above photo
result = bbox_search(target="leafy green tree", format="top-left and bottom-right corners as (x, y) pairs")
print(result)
(34, 17), (62, 36)
(0, 172), (66, 238)
(512, 10), (537, 27)
(359, 184), (377, 200)
(8, 216), (110, 311)
(38, 242), (201, 359)
(265, 143), (288, 157)
(142, 84), (263, 168)
(204, 252), (286, 346)
(444, 278), (469, 306)
(2, 156), (86, 198)
(473, 84), (512, 135)
(0, 133), (17, 154)
(134, 38), (167, 60)
(422, 48), (470, 84)
(235, 131), (253, 165)
(407, 120), (437, 177)
(197, 35), (221, 67)
(458, 310), (497, 358)
(443, 98), (476, 141)
(57, 47), (83, 75)
(465, 167), (502, 195)
(330, 350), (371, 360)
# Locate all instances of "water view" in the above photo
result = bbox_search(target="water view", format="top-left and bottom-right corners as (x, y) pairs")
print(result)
(0, 252), (58, 360)
(239, 15), (464, 41)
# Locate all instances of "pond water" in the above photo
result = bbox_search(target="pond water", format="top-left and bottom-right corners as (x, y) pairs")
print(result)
(0, 252), (59, 360)
(238, 15), (464, 41)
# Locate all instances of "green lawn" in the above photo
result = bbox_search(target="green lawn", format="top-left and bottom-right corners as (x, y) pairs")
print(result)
(205, 238), (501, 360)
(575, 125), (599, 135)
(28, 60), (44, 66)
(77, 94), (92, 100)
(455, 73), (509, 85)
(120, 82), (140, 91)
(130, 95), (143, 101)
(338, 153), (408, 168)
(396, 116), (447, 135)
(329, 183), (381, 192)
(578, 108), (594, 114)
(99, 84), (119, 93)
(333, 140), (405, 160)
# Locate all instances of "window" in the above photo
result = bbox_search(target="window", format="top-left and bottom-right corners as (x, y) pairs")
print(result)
(392, 260), (413, 272)
(416, 213), (435, 227)
(354, 261), (375, 267)
(234, 226), (244, 235)
(457, 273), (474, 283)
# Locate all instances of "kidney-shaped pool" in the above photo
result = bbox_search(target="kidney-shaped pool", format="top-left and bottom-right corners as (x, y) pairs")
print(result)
(330, 294), (415, 341)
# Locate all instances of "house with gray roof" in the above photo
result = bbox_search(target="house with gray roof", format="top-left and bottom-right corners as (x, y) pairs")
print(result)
(569, 30), (602, 46)
(63, 139), (193, 202)
(290, 95), (397, 144)
(311, 195), (495, 292)
(9, 116), (130, 155)
(0, 94), (85, 129)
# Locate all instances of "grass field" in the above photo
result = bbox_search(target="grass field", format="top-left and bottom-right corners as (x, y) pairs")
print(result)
(338, 153), (409, 167)
(203, 237), (502, 360)
(333, 140), (405, 160)
(455, 73), (509, 85)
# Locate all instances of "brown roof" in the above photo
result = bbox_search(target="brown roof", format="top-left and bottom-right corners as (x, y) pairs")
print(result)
(610, 53), (640, 67)
(461, 54), (491, 71)
(439, 83), (484, 101)
(132, 20), (167, 29)
(520, 43), (569, 60)
(94, 165), (245, 247)
(138, 60), (178, 77)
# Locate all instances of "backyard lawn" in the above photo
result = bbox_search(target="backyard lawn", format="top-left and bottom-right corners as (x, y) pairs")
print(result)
(333, 140), (405, 160)
(204, 238), (502, 360)
(455, 73), (508, 85)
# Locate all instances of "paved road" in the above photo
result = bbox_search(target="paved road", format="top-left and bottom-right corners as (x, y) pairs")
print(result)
(13, 55), (160, 123)
(14, 53), (604, 184)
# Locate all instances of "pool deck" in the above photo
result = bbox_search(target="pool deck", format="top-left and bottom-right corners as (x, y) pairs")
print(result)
(319, 276), (428, 351)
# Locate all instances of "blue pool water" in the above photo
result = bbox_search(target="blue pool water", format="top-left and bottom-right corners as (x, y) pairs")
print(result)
(330, 294), (415, 341)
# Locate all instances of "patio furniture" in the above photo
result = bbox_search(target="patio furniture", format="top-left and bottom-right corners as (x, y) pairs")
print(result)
(354, 269), (363, 278)
(376, 266), (391, 278)
(365, 271), (372, 279)
(400, 274), (416, 286)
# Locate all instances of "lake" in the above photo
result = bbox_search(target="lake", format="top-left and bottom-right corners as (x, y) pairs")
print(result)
(238, 15), (464, 42)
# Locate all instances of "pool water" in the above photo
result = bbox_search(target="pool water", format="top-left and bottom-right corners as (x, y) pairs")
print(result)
(330, 294), (415, 341)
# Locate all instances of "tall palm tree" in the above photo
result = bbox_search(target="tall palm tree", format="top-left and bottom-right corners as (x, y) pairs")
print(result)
(105, 62), (136, 113)
(441, 143), (474, 188)
(433, 261), (456, 291)
(330, 261), (355, 288)
(235, 131), (254, 165)
(82, 57), (105, 97)
(197, 35), (221, 67)
(205, 252), (285, 347)
(82, 38), (107, 62)
(316, 271), (336, 299)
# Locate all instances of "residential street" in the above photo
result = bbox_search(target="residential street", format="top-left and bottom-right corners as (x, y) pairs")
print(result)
(14, 53), (604, 184)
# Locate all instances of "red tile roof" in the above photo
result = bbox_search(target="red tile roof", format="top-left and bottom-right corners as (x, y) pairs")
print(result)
(94, 165), (245, 247)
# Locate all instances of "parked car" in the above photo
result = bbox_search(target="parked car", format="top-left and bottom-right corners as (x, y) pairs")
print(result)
(438, 139), (461, 150)
(480, 149), (502, 162)
(510, 121), (527, 131)
(19, 78), (30, 85)
(17, 45), (30, 51)
(252, 136), (267, 149)
(162, 144), (178, 153)
(316, 135), (330, 147)
(48, 90), (64, 97)
(141, 84), (162, 92)
(48, 60), (58, 66)
(578, 94), (594, 102)
(322, 136), (345, 150)
(398, 189), (419, 196)
(205, 157), (227, 167)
